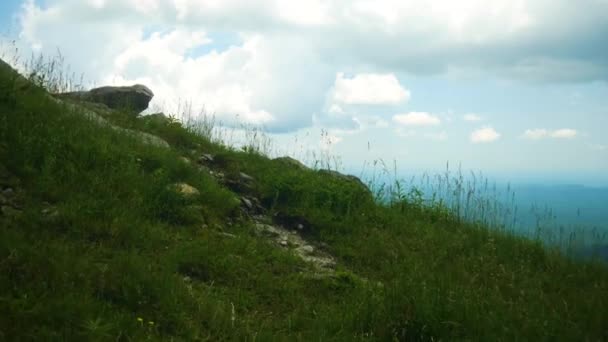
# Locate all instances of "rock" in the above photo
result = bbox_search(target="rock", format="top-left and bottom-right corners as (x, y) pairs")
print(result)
(239, 172), (254, 183)
(179, 156), (191, 165)
(254, 223), (283, 238)
(170, 183), (200, 197)
(218, 232), (237, 239)
(297, 245), (314, 255)
(280, 240), (289, 247)
(241, 197), (253, 210)
(273, 212), (312, 233)
(55, 84), (154, 115)
(48, 90), (170, 149)
(318, 169), (372, 196)
(199, 154), (214, 164)
(273, 156), (308, 170)
(41, 207), (60, 220)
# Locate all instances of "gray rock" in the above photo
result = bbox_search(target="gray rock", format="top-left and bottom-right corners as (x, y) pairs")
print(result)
(53, 97), (169, 148)
(199, 154), (214, 164)
(239, 172), (255, 183)
(56, 84), (154, 115)
(241, 197), (253, 210)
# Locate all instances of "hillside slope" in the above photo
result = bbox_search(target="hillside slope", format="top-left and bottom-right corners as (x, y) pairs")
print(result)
(1, 57), (607, 341)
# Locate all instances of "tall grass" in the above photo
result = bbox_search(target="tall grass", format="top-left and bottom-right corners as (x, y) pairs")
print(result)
(2, 43), (608, 341)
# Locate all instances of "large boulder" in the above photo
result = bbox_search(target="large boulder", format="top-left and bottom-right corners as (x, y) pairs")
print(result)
(0, 57), (169, 149)
(55, 84), (154, 115)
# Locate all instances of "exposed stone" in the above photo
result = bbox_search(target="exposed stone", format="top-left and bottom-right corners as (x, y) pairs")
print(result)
(55, 84), (154, 115)
(241, 197), (253, 210)
(170, 183), (200, 197)
(41, 206), (60, 220)
(239, 172), (255, 183)
(318, 169), (372, 196)
(199, 154), (214, 164)
(218, 232), (237, 239)
(253, 221), (336, 271)
(254, 223), (282, 238)
(1, 58), (169, 149)
(297, 245), (314, 255)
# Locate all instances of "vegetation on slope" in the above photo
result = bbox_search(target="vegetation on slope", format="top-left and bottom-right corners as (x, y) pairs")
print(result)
(1, 54), (607, 341)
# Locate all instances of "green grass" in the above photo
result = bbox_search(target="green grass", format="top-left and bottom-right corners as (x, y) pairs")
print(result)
(1, 51), (608, 341)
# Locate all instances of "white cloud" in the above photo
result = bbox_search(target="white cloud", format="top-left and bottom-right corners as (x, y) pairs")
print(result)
(523, 128), (577, 139)
(470, 126), (500, 143)
(523, 128), (549, 140)
(11, 0), (608, 136)
(463, 113), (482, 122)
(331, 72), (410, 105)
(393, 112), (441, 126)
(550, 128), (577, 139)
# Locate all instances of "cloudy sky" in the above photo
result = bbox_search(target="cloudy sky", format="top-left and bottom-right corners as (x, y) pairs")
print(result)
(1, 0), (607, 185)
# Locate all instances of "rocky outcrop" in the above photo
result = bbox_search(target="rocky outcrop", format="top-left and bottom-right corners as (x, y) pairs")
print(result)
(0, 57), (169, 149)
(272, 156), (308, 170)
(55, 84), (154, 116)
(317, 169), (372, 197)
(253, 222), (336, 272)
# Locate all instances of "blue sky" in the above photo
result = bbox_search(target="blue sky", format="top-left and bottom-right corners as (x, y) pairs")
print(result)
(1, 0), (608, 186)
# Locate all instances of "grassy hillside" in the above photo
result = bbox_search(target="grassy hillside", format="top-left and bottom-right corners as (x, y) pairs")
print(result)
(1, 55), (607, 341)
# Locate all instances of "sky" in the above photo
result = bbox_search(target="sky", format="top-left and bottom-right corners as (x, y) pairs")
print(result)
(1, 0), (608, 186)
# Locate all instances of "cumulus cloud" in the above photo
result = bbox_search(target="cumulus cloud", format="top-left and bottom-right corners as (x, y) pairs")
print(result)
(331, 72), (410, 105)
(463, 114), (482, 122)
(11, 0), (608, 135)
(523, 128), (549, 140)
(393, 112), (441, 126)
(523, 128), (578, 139)
(470, 127), (501, 143)
(550, 128), (578, 139)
